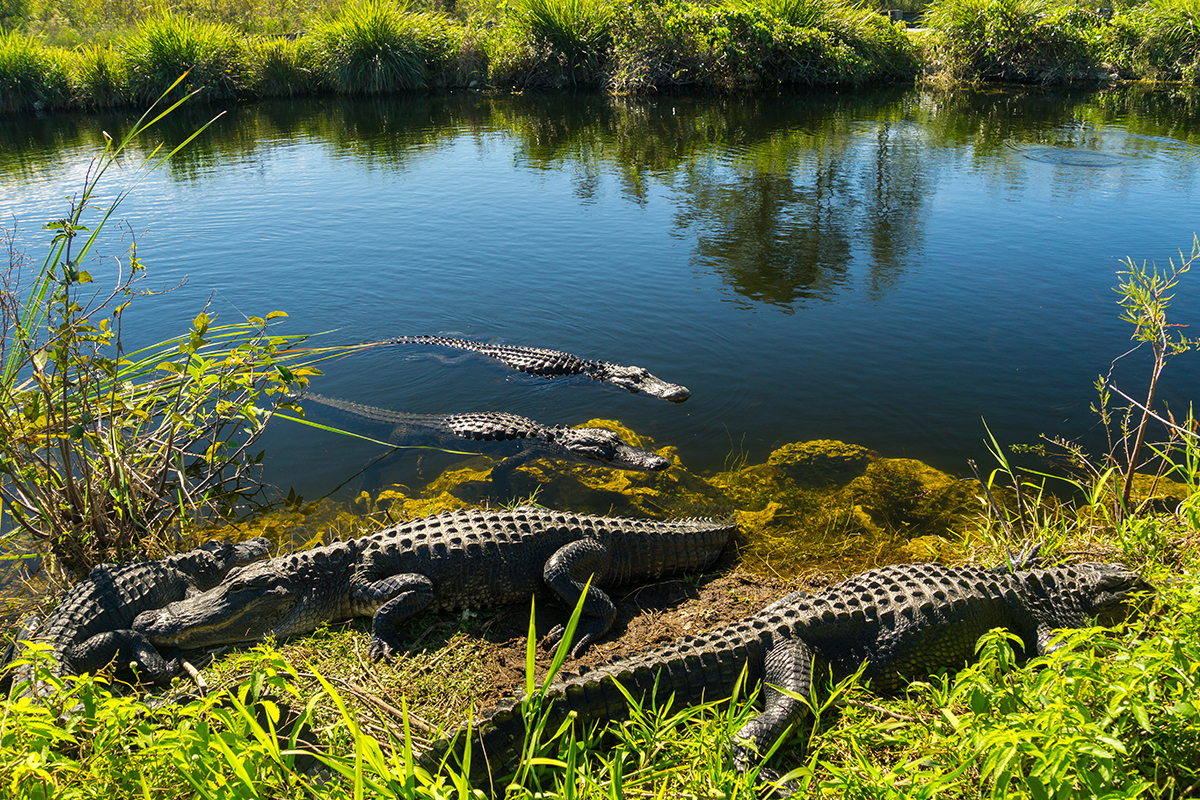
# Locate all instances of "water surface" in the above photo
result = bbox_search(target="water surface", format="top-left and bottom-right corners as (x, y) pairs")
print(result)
(3, 86), (1199, 503)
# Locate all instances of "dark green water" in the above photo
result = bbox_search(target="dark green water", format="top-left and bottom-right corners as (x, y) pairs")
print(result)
(2, 85), (1200, 503)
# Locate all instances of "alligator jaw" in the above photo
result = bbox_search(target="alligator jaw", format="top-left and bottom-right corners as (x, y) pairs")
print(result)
(551, 426), (670, 471)
(600, 364), (690, 403)
(134, 570), (298, 648)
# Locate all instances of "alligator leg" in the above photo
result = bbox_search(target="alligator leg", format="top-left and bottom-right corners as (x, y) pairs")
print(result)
(66, 629), (179, 685)
(354, 574), (435, 661)
(730, 635), (813, 788)
(541, 539), (616, 657)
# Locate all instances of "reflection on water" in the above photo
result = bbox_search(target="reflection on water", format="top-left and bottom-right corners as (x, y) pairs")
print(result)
(2, 85), (1199, 508)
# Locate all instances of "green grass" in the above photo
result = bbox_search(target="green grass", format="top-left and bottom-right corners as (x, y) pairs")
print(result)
(0, 29), (69, 111)
(309, 0), (459, 93)
(120, 13), (247, 104)
(2, 544), (1197, 798)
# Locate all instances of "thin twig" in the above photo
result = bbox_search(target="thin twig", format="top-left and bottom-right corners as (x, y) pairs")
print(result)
(969, 459), (1013, 542)
(835, 697), (920, 723)
(180, 660), (209, 696)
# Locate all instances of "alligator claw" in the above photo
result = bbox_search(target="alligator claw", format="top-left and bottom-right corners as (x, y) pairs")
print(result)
(542, 625), (567, 653)
(367, 637), (395, 662)
(542, 624), (597, 658)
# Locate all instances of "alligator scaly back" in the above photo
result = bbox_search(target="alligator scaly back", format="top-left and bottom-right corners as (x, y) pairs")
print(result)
(434, 561), (1152, 786)
(385, 335), (690, 402)
(136, 508), (735, 661)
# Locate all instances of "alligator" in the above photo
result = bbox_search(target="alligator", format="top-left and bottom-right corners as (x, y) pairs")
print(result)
(133, 507), (735, 661)
(430, 561), (1153, 787)
(3, 538), (270, 694)
(385, 335), (690, 403)
(297, 392), (670, 475)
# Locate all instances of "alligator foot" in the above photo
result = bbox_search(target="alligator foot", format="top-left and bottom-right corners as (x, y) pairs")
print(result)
(542, 618), (609, 659)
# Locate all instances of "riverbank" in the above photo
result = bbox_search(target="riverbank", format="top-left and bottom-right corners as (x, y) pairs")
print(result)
(3, 434), (1198, 797)
(3, 0), (1199, 114)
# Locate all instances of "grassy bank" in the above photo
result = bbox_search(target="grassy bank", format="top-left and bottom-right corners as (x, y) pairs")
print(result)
(2, 463), (1197, 798)
(6, 0), (1200, 113)
(5, 0), (916, 111)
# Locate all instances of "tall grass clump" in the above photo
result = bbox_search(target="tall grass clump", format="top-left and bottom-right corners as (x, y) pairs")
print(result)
(310, 0), (460, 93)
(523, 0), (613, 80)
(1111, 0), (1200, 81)
(923, 0), (1102, 82)
(0, 29), (70, 111)
(71, 42), (124, 107)
(244, 34), (319, 96)
(486, 0), (613, 87)
(121, 13), (248, 104)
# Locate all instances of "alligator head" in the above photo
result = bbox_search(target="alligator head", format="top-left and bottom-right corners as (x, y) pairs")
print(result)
(1075, 562), (1155, 626)
(133, 545), (354, 649)
(599, 364), (690, 403)
(550, 426), (670, 472)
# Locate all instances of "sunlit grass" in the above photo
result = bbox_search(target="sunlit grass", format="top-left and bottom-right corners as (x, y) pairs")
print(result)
(309, 0), (458, 93)
(121, 13), (247, 103)
(0, 29), (70, 112)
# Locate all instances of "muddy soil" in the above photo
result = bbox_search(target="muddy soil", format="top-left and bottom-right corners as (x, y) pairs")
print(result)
(465, 555), (842, 706)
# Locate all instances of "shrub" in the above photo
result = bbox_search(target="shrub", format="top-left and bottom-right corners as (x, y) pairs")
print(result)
(923, 0), (1099, 82)
(607, 0), (915, 92)
(0, 29), (70, 111)
(121, 13), (248, 104)
(1120, 0), (1200, 81)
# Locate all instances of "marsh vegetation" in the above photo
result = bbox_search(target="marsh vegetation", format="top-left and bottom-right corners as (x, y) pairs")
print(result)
(4, 0), (1200, 113)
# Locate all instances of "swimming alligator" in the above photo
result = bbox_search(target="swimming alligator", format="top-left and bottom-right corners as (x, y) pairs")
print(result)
(297, 392), (670, 475)
(385, 336), (690, 403)
(431, 561), (1152, 787)
(133, 507), (735, 661)
(3, 538), (270, 695)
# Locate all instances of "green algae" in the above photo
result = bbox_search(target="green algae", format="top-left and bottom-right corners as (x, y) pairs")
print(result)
(226, 423), (989, 580)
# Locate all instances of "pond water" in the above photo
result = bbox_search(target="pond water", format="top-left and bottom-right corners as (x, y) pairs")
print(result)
(3, 86), (1200, 506)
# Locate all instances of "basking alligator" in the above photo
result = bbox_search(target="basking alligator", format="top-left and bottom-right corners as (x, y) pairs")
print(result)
(298, 392), (670, 474)
(432, 561), (1152, 785)
(4, 538), (270, 694)
(134, 507), (735, 661)
(385, 335), (690, 403)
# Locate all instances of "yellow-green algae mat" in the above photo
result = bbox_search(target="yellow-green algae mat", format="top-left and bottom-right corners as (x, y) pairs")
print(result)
(213, 420), (1002, 577)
